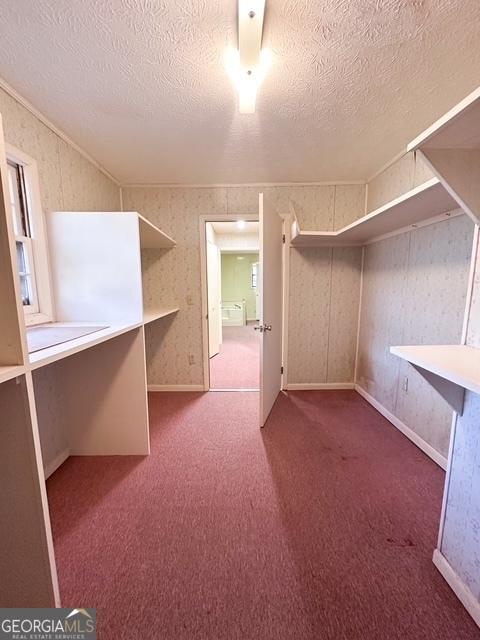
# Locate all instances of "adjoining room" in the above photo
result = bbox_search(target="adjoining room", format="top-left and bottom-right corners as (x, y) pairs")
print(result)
(205, 220), (260, 390)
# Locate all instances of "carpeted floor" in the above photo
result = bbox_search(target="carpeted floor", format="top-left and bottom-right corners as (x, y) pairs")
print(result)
(46, 391), (479, 640)
(209, 322), (260, 389)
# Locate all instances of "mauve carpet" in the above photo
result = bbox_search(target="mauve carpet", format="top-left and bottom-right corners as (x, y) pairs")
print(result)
(46, 391), (480, 639)
(209, 323), (260, 389)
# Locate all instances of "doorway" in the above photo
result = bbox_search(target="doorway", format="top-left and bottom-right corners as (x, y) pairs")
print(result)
(205, 220), (260, 391)
(200, 196), (285, 427)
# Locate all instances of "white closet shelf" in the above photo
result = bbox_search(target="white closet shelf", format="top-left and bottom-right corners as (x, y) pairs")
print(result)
(29, 322), (142, 370)
(0, 364), (26, 384)
(408, 86), (480, 151)
(143, 307), (179, 324)
(390, 345), (480, 414)
(138, 213), (176, 249)
(290, 178), (458, 247)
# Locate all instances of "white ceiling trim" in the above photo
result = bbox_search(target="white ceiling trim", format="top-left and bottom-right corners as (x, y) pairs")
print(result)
(122, 180), (366, 188)
(0, 74), (121, 186)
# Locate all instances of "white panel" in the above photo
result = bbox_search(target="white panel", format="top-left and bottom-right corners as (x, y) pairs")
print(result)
(51, 328), (150, 455)
(49, 212), (143, 324)
(0, 376), (58, 606)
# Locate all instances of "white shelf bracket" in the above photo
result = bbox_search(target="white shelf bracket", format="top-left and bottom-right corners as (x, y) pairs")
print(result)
(411, 364), (465, 415)
(419, 149), (480, 226)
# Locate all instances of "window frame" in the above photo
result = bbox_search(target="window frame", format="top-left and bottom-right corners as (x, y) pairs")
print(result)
(6, 144), (54, 326)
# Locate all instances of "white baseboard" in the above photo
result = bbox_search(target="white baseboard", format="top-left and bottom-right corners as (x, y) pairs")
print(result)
(44, 448), (70, 479)
(355, 385), (447, 470)
(433, 549), (480, 628)
(286, 382), (355, 390)
(148, 384), (205, 392)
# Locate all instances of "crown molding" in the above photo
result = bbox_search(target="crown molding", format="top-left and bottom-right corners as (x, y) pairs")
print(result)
(0, 75), (120, 186)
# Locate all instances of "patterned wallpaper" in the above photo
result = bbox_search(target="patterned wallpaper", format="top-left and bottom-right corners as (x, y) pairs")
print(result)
(123, 183), (366, 387)
(0, 86), (121, 470)
(0, 88), (120, 214)
(367, 151), (435, 213)
(357, 214), (474, 457)
(288, 247), (362, 383)
(440, 232), (480, 605)
(441, 390), (480, 602)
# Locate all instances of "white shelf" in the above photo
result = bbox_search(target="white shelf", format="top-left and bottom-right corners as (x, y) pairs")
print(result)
(0, 364), (26, 384)
(408, 87), (480, 151)
(291, 178), (458, 247)
(390, 345), (480, 395)
(138, 213), (176, 249)
(390, 345), (480, 414)
(29, 322), (142, 370)
(143, 307), (179, 324)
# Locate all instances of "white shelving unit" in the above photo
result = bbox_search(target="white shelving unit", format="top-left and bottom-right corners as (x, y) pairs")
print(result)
(408, 86), (480, 225)
(0, 109), (178, 607)
(390, 345), (480, 414)
(290, 178), (458, 247)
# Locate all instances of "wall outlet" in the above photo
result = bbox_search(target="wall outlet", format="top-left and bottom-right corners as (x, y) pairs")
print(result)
(188, 354), (195, 365)
(402, 376), (409, 393)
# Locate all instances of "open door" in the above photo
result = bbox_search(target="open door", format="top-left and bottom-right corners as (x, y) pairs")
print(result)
(207, 239), (221, 358)
(258, 193), (283, 426)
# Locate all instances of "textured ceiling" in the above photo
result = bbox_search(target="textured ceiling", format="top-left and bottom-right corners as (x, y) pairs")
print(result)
(0, 1), (480, 184)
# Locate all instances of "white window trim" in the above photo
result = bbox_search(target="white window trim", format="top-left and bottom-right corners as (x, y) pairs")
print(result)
(6, 143), (54, 325)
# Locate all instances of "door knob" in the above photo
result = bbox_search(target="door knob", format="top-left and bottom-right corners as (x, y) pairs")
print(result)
(254, 324), (272, 332)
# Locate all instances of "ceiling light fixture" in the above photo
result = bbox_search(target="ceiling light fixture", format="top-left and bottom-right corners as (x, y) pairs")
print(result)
(225, 1), (269, 114)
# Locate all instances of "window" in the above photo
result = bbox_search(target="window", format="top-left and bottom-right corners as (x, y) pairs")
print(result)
(6, 146), (53, 325)
(8, 160), (38, 311)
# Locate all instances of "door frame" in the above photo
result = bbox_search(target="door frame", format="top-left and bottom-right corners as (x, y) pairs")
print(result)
(281, 211), (291, 390)
(199, 214), (259, 391)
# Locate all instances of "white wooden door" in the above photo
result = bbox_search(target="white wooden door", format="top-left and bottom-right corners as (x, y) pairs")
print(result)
(258, 193), (283, 426)
(207, 240), (221, 358)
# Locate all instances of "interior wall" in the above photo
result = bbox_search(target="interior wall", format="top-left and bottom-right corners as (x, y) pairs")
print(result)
(440, 238), (480, 606)
(221, 253), (258, 321)
(356, 214), (474, 458)
(288, 246), (362, 384)
(0, 86), (121, 470)
(367, 151), (435, 212)
(0, 88), (120, 213)
(122, 184), (366, 387)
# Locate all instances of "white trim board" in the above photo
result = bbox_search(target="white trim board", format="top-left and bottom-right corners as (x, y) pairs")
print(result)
(354, 385), (448, 470)
(433, 549), (480, 628)
(286, 382), (355, 390)
(147, 384), (205, 392)
(44, 448), (70, 480)
(209, 388), (260, 392)
(122, 180), (366, 189)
